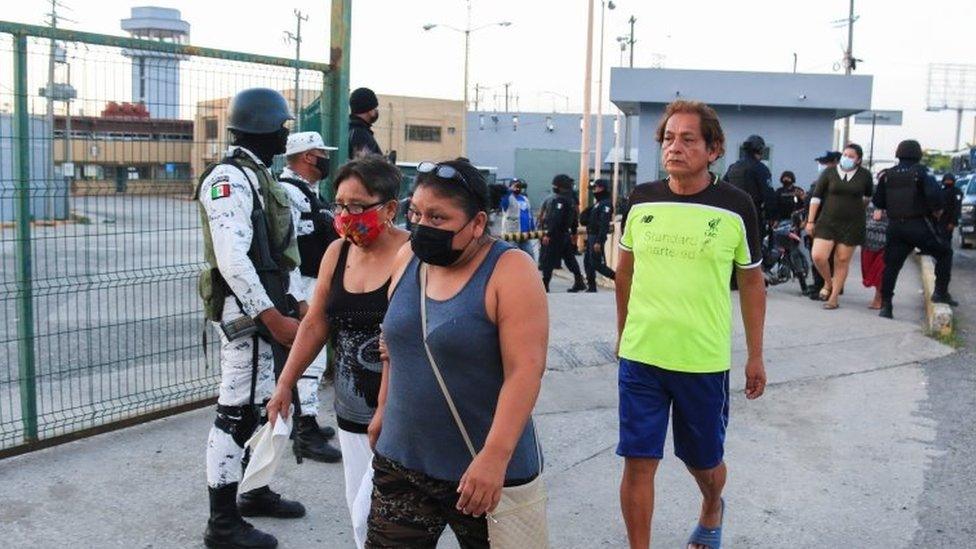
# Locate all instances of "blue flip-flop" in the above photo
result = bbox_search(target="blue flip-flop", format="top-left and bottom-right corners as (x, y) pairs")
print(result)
(686, 497), (725, 549)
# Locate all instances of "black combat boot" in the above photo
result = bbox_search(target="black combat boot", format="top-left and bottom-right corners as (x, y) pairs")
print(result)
(205, 483), (278, 549)
(238, 486), (306, 519)
(931, 291), (959, 307)
(878, 299), (893, 319)
(586, 277), (598, 293)
(292, 415), (342, 463)
(567, 275), (587, 293)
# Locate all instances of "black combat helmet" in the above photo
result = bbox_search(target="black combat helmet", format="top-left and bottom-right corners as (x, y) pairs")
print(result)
(742, 135), (766, 155)
(895, 139), (923, 161)
(227, 88), (294, 134)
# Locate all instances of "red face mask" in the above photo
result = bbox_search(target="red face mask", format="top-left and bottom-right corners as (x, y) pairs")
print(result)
(334, 207), (385, 247)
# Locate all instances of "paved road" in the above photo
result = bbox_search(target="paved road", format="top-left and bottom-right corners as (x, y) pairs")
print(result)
(0, 252), (968, 548)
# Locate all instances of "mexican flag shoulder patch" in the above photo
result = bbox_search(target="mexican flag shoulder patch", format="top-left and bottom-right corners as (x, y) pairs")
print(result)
(210, 182), (231, 200)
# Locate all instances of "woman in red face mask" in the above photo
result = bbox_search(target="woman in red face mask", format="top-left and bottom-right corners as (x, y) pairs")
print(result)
(267, 155), (407, 548)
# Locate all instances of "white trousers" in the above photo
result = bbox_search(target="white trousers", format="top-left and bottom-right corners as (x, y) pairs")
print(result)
(207, 298), (275, 488)
(297, 275), (328, 417)
(338, 429), (374, 549)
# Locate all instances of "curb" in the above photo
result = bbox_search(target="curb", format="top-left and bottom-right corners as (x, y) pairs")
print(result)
(916, 252), (953, 337)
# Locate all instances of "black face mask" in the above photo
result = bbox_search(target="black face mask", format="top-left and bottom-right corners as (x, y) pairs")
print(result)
(410, 220), (473, 267)
(594, 189), (609, 200)
(313, 155), (331, 181)
(237, 127), (289, 166)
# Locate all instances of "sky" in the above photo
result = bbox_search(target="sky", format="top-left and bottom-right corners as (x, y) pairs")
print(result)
(6, 0), (976, 160)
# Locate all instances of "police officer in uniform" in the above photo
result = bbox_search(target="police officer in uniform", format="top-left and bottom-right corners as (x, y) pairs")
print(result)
(279, 131), (343, 463)
(197, 88), (304, 549)
(348, 87), (383, 159)
(540, 174), (586, 292)
(938, 173), (963, 239)
(583, 178), (616, 292)
(723, 134), (776, 224)
(773, 170), (806, 222)
(872, 139), (956, 319)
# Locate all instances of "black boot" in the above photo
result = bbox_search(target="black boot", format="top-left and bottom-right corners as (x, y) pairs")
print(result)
(567, 276), (587, 293)
(292, 415), (342, 463)
(205, 484), (278, 549)
(586, 278), (598, 293)
(931, 291), (959, 307)
(879, 299), (893, 319)
(238, 486), (306, 519)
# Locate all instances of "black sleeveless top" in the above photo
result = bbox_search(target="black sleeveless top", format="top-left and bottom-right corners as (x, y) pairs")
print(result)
(325, 241), (391, 432)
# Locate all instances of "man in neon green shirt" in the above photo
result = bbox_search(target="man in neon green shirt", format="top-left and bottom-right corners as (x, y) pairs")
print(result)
(615, 100), (767, 549)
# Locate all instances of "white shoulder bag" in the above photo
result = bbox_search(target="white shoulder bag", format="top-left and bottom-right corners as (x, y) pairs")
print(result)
(419, 264), (549, 549)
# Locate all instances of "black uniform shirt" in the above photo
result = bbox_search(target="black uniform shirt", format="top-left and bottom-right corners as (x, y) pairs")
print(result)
(348, 115), (382, 159)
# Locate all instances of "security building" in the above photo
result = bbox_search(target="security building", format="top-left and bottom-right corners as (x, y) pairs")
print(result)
(465, 111), (623, 210)
(54, 102), (194, 195)
(610, 68), (873, 186)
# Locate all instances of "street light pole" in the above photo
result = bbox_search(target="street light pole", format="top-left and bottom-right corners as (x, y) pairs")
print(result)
(594, 1), (615, 188)
(423, 2), (511, 156)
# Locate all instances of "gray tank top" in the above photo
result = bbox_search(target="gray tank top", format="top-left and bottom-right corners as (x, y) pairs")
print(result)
(378, 240), (542, 482)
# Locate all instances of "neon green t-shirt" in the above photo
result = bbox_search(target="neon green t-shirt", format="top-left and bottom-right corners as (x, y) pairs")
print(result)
(619, 176), (762, 373)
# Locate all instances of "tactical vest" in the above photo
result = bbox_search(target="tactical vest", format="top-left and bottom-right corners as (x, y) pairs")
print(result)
(279, 177), (339, 277)
(196, 149), (299, 321)
(884, 168), (927, 219)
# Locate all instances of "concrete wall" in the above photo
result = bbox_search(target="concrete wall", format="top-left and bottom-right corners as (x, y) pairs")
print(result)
(466, 111), (620, 180)
(636, 104), (837, 187)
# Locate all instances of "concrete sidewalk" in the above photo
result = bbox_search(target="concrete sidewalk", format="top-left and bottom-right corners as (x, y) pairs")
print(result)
(0, 257), (954, 548)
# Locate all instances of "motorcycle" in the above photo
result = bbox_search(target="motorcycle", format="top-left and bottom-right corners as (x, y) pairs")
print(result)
(762, 216), (809, 292)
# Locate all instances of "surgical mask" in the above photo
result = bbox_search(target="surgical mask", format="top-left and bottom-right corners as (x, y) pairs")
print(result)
(313, 155), (331, 181)
(334, 208), (385, 247)
(410, 220), (473, 267)
(839, 157), (857, 171)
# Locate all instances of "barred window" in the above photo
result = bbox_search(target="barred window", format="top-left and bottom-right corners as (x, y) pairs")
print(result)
(406, 124), (441, 142)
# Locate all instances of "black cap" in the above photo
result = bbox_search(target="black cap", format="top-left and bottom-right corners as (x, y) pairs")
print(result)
(227, 88), (293, 134)
(895, 139), (923, 161)
(589, 178), (609, 190)
(780, 170), (796, 183)
(510, 178), (526, 189)
(552, 174), (574, 189)
(349, 87), (379, 115)
(815, 150), (842, 163)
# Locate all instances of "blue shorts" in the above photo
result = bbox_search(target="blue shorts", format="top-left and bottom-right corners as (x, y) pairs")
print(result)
(616, 358), (730, 470)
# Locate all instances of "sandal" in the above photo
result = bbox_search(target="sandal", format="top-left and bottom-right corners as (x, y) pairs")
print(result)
(818, 288), (832, 301)
(823, 302), (839, 310)
(686, 498), (724, 549)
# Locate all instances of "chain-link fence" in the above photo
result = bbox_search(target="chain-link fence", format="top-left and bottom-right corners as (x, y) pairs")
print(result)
(0, 22), (337, 455)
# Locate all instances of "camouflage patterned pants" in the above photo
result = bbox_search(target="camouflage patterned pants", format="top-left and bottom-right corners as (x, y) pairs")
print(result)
(366, 453), (488, 549)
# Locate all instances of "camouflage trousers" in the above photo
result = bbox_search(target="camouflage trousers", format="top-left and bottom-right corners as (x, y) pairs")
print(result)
(366, 453), (489, 549)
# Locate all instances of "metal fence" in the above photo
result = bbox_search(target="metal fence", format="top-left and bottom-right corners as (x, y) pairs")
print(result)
(0, 17), (348, 456)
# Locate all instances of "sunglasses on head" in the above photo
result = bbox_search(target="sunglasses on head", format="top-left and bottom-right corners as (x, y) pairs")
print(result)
(417, 161), (474, 196)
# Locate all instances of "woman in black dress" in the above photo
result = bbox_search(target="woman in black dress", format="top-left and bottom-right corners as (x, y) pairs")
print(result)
(805, 143), (873, 309)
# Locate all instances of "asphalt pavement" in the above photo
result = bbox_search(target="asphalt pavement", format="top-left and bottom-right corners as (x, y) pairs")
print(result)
(0, 249), (970, 548)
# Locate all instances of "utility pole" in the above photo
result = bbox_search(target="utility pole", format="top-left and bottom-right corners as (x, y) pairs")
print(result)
(473, 83), (481, 111)
(579, 0), (595, 209)
(503, 82), (510, 112)
(628, 15), (636, 68)
(284, 9), (308, 130)
(46, 0), (58, 206)
(842, 0), (855, 145)
(793, 52), (797, 74)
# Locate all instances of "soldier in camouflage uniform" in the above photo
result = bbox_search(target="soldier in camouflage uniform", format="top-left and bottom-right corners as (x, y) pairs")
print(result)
(197, 88), (305, 549)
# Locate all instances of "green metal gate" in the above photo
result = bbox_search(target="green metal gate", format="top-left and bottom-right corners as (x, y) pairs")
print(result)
(0, 2), (351, 457)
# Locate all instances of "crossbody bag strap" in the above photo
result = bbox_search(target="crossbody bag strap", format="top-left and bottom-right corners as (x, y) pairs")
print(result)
(419, 263), (479, 460)
(420, 262), (545, 475)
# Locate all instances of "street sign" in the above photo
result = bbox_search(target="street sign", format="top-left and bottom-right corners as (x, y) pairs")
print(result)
(854, 110), (902, 126)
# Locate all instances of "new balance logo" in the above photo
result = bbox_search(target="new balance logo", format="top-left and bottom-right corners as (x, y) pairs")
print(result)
(641, 214), (655, 224)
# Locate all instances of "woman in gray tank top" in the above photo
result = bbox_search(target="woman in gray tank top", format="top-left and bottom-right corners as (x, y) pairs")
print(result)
(368, 159), (549, 548)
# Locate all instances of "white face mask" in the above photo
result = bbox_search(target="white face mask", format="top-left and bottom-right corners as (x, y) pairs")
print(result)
(839, 157), (857, 171)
